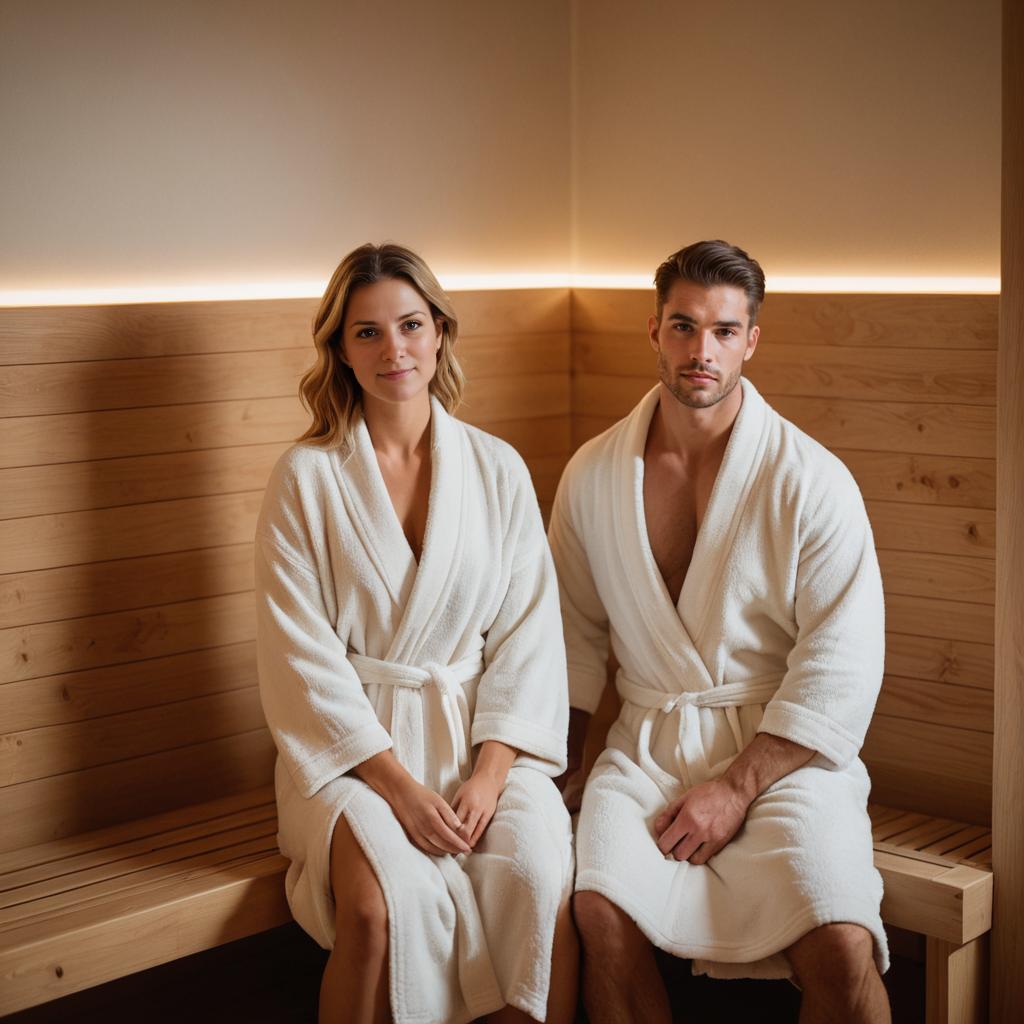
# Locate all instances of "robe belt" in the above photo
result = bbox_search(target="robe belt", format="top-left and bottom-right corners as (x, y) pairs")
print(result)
(617, 674), (784, 790)
(348, 652), (484, 779)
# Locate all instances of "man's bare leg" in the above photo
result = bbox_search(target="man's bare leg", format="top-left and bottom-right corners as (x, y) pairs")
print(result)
(573, 890), (671, 1024)
(785, 923), (891, 1024)
(319, 815), (390, 1024)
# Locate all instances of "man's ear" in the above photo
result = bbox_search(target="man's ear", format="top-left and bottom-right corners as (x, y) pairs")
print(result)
(648, 313), (661, 353)
(743, 324), (761, 362)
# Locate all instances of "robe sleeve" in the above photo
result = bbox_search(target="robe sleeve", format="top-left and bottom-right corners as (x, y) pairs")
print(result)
(471, 453), (569, 775)
(254, 458), (393, 799)
(757, 466), (885, 770)
(546, 465), (611, 714)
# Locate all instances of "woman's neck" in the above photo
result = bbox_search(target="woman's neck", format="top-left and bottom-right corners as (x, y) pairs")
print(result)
(362, 392), (432, 461)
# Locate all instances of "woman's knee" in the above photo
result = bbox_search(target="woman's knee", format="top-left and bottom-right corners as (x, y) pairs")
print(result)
(329, 817), (388, 952)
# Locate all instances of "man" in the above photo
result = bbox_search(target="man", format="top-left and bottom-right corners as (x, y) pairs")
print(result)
(548, 240), (890, 1023)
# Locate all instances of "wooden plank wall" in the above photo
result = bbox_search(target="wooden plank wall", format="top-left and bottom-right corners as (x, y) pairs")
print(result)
(0, 289), (571, 852)
(571, 290), (997, 826)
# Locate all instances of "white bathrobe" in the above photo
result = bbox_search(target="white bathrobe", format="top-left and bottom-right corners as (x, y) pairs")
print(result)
(255, 398), (573, 1024)
(548, 378), (888, 979)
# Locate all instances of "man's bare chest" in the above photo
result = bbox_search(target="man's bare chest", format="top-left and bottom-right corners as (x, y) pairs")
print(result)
(643, 463), (706, 605)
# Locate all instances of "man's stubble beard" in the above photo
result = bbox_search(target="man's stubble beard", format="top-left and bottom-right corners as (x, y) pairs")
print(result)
(657, 351), (743, 410)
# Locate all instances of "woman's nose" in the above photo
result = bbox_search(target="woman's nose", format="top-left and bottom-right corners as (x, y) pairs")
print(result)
(380, 328), (405, 361)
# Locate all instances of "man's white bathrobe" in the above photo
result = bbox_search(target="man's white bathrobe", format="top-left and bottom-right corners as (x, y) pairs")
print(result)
(548, 378), (888, 979)
(255, 398), (573, 1024)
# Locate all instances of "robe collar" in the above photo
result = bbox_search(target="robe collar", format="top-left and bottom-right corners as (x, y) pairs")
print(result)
(331, 395), (467, 661)
(614, 376), (771, 690)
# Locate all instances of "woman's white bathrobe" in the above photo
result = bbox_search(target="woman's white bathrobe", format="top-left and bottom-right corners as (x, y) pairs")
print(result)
(548, 378), (888, 979)
(255, 399), (573, 1024)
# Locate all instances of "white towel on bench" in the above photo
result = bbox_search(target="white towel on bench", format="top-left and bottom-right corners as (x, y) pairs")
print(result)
(548, 378), (889, 979)
(256, 398), (572, 1024)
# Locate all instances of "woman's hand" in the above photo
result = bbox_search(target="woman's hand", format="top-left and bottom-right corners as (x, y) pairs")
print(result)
(452, 740), (517, 847)
(354, 750), (470, 857)
(451, 774), (502, 847)
(389, 776), (473, 856)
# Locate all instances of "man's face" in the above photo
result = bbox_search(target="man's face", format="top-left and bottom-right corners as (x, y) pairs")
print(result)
(648, 281), (760, 410)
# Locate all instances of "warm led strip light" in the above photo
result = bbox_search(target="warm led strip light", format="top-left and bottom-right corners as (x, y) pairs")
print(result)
(0, 273), (1000, 307)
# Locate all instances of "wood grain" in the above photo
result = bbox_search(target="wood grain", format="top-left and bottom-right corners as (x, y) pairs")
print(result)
(877, 550), (995, 605)
(0, 686), (266, 785)
(835, 450), (996, 509)
(866, 503), (995, 558)
(0, 544), (255, 630)
(862, 716), (991, 826)
(0, 491), (262, 575)
(1, 591), (256, 684)
(0, 729), (276, 852)
(883, 634), (993, 691)
(876, 676), (994, 734)
(0, 443), (289, 520)
(1, 396), (309, 470)
(885, 594), (993, 646)
(0, 642), (257, 733)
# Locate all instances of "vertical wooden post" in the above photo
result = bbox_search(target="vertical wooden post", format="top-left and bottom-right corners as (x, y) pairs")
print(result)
(993, 1), (1024, 1021)
(926, 937), (988, 1024)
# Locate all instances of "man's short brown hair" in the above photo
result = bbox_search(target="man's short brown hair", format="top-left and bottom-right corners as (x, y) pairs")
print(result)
(654, 240), (766, 325)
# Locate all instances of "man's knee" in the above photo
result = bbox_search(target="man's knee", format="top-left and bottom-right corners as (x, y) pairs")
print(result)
(788, 923), (877, 991)
(573, 891), (646, 957)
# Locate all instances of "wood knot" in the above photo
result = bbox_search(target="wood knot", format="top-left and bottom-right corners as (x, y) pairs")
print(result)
(948, 476), (961, 489)
(61, 686), (72, 702)
(967, 523), (979, 539)
(55, 966), (64, 979)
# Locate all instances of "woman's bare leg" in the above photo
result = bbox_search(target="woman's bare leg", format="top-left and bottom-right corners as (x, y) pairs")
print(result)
(319, 815), (390, 1024)
(487, 893), (580, 1024)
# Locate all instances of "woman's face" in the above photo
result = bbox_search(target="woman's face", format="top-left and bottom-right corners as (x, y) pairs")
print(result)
(341, 278), (442, 411)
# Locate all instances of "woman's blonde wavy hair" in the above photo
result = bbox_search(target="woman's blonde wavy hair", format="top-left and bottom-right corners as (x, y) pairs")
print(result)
(297, 243), (464, 447)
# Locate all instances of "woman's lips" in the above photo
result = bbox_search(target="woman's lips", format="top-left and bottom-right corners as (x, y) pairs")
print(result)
(381, 368), (414, 380)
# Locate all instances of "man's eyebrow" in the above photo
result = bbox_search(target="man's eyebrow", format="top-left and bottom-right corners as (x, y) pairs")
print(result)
(714, 319), (744, 329)
(666, 313), (744, 329)
(666, 313), (697, 323)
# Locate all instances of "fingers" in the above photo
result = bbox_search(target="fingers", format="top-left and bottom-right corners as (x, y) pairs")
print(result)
(656, 809), (693, 855)
(654, 796), (685, 838)
(470, 808), (493, 846)
(671, 831), (703, 862)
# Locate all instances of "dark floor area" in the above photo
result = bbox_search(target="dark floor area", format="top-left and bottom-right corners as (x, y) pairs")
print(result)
(4, 923), (924, 1023)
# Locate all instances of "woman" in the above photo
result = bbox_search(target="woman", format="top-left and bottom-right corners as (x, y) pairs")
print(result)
(255, 243), (578, 1024)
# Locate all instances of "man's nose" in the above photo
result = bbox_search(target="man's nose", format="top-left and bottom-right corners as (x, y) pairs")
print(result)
(689, 330), (714, 363)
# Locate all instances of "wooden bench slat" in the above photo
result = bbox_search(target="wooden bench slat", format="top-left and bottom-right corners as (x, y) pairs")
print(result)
(922, 824), (990, 857)
(873, 810), (931, 841)
(0, 817), (278, 918)
(943, 833), (995, 862)
(886, 817), (966, 850)
(0, 850), (289, 1015)
(0, 802), (275, 896)
(0, 785), (274, 875)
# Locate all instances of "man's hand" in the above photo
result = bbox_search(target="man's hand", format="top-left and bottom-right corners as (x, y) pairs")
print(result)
(654, 777), (752, 865)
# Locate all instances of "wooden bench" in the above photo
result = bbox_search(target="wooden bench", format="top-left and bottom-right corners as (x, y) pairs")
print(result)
(0, 787), (289, 1014)
(1, 786), (993, 1021)
(870, 805), (992, 1024)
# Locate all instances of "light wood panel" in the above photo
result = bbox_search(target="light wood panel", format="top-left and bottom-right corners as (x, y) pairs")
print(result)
(875, 676), (993, 734)
(0, 544), (255, 630)
(863, 717), (991, 825)
(834, 450), (996, 509)
(866, 503), (994, 558)
(0, 442), (290, 520)
(885, 595), (993, 647)
(1, 591), (256, 684)
(884, 635), (993, 691)
(570, 289), (998, 348)
(0, 643), (257, 733)
(877, 550), (995, 605)
(2, 396), (308, 469)
(0, 729), (276, 853)
(0, 490), (262, 575)
(993, 4), (1024, 1017)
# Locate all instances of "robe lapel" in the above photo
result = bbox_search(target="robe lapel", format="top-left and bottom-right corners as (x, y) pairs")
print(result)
(333, 408), (418, 611)
(677, 378), (772, 641)
(614, 386), (716, 691)
(386, 397), (466, 663)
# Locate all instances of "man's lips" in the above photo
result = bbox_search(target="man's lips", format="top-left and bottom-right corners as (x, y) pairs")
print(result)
(682, 371), (717, 382)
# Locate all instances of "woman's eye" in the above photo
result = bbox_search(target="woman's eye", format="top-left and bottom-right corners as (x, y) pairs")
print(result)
(403, 320), (422, 331)
(356, 328), (377, 339)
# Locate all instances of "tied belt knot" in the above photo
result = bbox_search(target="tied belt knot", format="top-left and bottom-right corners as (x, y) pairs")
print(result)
(617, 672), (783, 791)
(348, 652), (484, 779)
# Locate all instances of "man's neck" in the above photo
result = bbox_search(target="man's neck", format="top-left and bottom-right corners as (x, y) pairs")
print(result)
(648, 379), (743, 464)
